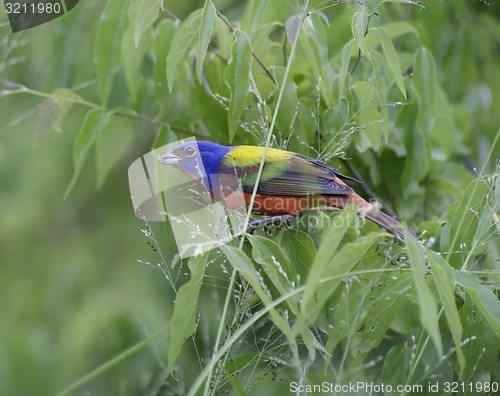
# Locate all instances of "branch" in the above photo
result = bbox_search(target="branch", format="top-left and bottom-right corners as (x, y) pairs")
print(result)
(350, 13), (372, 75)
(0, 80), (223, 144)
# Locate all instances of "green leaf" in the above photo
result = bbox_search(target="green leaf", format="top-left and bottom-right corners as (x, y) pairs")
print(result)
(405, 230), (443, 357)
(66, 109), (110, 198)
(297, 14), (330, 105)
(292, 98), (316, 152)
(34, 100), (59, 146)
(369, 50), (390, 143)
(300, 327), (318, 363)
(224, 352), (259, 372)
(168, 253), (207, 371)
(373, 27), (406, 98)
(352, 268), (412, 355)
(325, 252), (408, 355)
(402, 125), (430, 191)
(224, 31), (252, 142)
(383, 21), (420, 41)
(249, 235), (298, 314)
(222, 245), (296, 344)
(34, 88), (81, 144)
(427, 251), (465, 373)
(446, 178), (490, 268)
(94, 0), (128, 105)
(351, 12), (370, 60)
(432, 87), (458, 157)
(167, 9), (203, 92)
(352, 80), (383, 151)
(456, 271), (500, 340)
(154, 124), (177, 150)
(251, 20), (282, 66)
(338, 39), (354, 103)
(413, 47), (436, 134)
(152, 19), (177, 96)
(313, 232), (385, 333)
(274, 66), (297, 138)
(96, 111), (136, 188)
(280, 230), (316, 282)
(458, 293), (500, 384)
(196, 0), (216, 83)
(52, 89), (81, 132)
(382, 344), (411, 387)
(134, 0), (161, 47)
(298, 208), (387, 335)
(308, 12), (337, 107)
(221, 368), (249, 396)
(122, 25), (153, 102)
(390, 300), (421, 335)
(213, 15), (233, 59)
(250, 235), (293, 278)
(302, 207), (357, 313)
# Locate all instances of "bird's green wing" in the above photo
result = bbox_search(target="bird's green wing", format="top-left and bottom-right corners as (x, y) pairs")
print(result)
(219, 146), (355, 196)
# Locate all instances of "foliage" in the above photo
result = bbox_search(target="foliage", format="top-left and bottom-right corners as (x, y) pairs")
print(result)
(1, 0), (499, 394)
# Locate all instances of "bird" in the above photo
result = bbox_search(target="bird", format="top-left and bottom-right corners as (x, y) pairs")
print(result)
(159, 140), (409, 239)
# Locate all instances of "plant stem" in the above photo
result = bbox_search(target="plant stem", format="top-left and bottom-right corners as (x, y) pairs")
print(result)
(350, 14), (372, 75)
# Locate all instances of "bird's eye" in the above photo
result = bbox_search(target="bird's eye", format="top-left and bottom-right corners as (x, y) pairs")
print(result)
(184, 146), (197, 158)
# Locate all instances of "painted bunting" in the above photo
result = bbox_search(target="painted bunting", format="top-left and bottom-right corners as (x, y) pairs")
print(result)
(159, 141), (407, 239)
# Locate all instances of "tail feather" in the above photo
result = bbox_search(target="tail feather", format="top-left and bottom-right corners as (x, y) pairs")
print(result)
(322, 194), (415, 240)
(366, 211), (415, 240)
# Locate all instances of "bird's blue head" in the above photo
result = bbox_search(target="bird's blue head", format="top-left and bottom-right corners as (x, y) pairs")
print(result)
(159, 141), (232, 187)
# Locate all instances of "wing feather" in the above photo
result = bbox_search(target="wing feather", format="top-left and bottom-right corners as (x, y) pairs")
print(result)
(218, 147), (355, 196)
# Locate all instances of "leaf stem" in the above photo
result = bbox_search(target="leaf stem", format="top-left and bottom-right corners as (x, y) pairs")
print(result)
(350, 13), (372, 75)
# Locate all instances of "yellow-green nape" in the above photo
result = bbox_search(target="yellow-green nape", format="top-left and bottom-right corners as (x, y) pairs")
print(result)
(224, 145), (294, 167)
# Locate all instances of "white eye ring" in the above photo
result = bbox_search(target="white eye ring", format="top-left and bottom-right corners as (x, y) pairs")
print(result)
(184, 146), (197, 158)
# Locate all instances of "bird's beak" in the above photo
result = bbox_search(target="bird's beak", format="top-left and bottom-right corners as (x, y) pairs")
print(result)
(159, 151), (180, 165)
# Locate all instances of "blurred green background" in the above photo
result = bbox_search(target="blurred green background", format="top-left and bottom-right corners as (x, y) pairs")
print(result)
(1, 0), (499, 395)
(0, 2), (178, 395)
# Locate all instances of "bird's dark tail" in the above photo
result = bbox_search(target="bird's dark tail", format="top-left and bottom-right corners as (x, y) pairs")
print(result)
(365, 210), (415, 240)
(320, 195), (415, 240)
